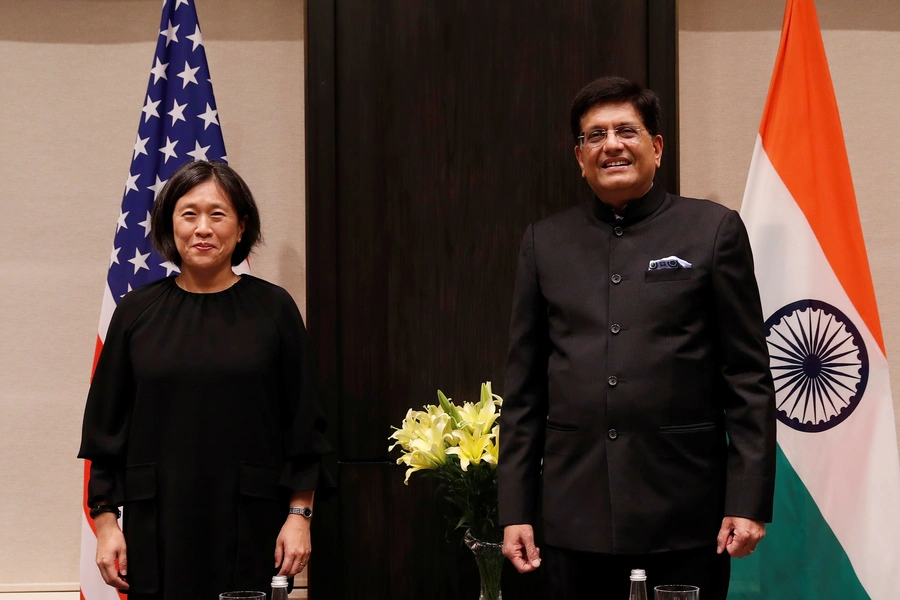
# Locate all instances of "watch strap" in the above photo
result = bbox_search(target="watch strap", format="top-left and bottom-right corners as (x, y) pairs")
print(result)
(288, 506), (313, 518)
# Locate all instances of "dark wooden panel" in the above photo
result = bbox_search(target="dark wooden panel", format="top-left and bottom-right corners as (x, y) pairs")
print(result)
(331, 0), (392, 461)
(313, 463), (477, 599)
(304, 0), (339, 453)
(313, 463), (546, 598)
(305, 3), (342, 596)
(648, 0), (680, 193)
(334, 0), (648, 461)
(383, 464), (477, 599)
(338, 463), (393, 600)
(307, 1), (678, 597)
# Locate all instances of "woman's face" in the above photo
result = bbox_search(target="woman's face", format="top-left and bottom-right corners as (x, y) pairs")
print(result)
(172, 180), (246, 276)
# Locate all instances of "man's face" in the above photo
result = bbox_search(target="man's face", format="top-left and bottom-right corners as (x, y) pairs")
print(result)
(574, 102), (663, 208)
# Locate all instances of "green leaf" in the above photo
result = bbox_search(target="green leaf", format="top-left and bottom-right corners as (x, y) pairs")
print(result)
(437, 389), (463, 428)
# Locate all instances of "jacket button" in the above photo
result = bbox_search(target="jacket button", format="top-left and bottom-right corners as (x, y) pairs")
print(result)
(611, 273), (622, 284)
(614, 226), (623, 237)
(608, 429), (618, 440)
(608, 376), (618, 386)
(610, 323), (621, 334)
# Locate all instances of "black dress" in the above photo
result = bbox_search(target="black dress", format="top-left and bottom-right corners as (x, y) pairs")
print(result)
(79, 275), (332, 600)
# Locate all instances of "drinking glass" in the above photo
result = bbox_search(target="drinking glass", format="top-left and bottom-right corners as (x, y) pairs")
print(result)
(219, 592), (265, 600)
(654, 584), (699, 600)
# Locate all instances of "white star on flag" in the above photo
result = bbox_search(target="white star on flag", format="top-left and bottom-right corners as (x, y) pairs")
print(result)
(160, 261), (182, 276)
(138, 211), (152, 237)
(148, 175), (168, 199)
(109, 246), (121, 267)
(142, 95), (161, 122)
(186, 25), (203, 51)
(149, 57), (168, 83)
(133, 135), (149, 159)
(168, 99), (188, 125)
(187, 140), (210, 161)
(160, 19), (179, 46)
(127, 248), (151, 274)
(197, 103), (219, 129)
(125, 173), (140, 195)
(159, 137), (179, 163)
(174, 0), (190, 9)
(116, 210), (130, 233)
(177, 61), (200, 88)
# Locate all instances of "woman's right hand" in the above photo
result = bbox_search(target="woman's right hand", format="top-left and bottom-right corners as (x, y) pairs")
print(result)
(94, 512), (129, 590)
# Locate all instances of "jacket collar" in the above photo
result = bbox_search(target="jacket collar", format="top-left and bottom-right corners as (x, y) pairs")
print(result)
(591, 179), (666, 226)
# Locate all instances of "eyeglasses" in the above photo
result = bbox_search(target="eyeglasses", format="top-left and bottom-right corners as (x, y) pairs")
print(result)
(578, 125), (645, 149)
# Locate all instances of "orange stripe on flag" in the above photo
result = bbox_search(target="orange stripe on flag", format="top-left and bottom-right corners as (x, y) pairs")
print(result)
(83, 459), (97, 537)
(90, 335), (103, 381)
(758, 0), (884, 354)
(85, 337), (103, 536)
(85, 336), (104, 534)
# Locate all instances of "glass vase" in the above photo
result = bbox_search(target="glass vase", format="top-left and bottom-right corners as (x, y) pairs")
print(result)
(464, 529), (503, 600)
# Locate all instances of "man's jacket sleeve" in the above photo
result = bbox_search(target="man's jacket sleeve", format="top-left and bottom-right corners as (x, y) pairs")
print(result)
(498, 224), (551, 526)
(713, 210), (777, 522)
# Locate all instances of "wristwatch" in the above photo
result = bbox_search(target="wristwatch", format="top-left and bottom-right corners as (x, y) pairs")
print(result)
(288, 506), (313, 518)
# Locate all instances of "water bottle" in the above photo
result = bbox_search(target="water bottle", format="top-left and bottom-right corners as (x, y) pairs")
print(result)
(628, 568), (648, 600)
(271, 575), (289, 600)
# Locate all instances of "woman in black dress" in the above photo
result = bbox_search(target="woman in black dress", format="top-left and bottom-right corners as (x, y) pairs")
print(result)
(79, 161), (331, 600)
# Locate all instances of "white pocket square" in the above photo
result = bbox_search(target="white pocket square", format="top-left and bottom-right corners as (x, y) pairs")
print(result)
(648, 255), (692, 270)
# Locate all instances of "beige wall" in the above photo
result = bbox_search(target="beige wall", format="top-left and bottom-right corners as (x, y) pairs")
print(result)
(0, 0), (306, 590)
(679, 0), (900, 442)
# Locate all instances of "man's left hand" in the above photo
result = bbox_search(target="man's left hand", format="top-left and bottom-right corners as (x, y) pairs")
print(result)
(716, 516), (765, 558)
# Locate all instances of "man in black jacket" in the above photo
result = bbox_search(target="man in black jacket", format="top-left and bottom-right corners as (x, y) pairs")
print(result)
(498, 77), (776, 599)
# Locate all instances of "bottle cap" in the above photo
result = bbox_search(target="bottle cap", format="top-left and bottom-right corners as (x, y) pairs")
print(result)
(630, 569), (647, 581)
(271, 575), (289, 588)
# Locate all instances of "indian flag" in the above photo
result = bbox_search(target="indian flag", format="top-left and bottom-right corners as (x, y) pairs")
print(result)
(728, 0), (900, 598)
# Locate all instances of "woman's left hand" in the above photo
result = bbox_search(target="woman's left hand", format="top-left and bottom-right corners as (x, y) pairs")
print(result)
(274, 514), (311, 576)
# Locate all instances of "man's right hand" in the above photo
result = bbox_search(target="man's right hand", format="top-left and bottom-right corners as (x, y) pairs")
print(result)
(502, 524), (542, 573)
(94, 512), (129, 590)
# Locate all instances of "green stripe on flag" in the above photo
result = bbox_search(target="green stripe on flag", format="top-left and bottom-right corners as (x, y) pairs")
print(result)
(728, 445), (869, 599)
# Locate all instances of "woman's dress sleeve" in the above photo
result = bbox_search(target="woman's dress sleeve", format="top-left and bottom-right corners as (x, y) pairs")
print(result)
(274, 290), (335, 492)
(77, 302), (136, 508)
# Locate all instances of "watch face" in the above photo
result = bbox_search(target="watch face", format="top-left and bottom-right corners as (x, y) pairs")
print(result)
(291, 507), (312, 517)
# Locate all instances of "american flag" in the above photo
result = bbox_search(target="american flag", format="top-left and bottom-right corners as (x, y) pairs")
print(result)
(80, 1), (239, 598)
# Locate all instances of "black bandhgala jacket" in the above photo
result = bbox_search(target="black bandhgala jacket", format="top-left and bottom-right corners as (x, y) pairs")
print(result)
(498, 182), (776, 554)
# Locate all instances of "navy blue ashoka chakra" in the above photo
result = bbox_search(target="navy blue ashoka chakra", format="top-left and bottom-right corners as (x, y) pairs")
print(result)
(764, 299), (868, 432)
